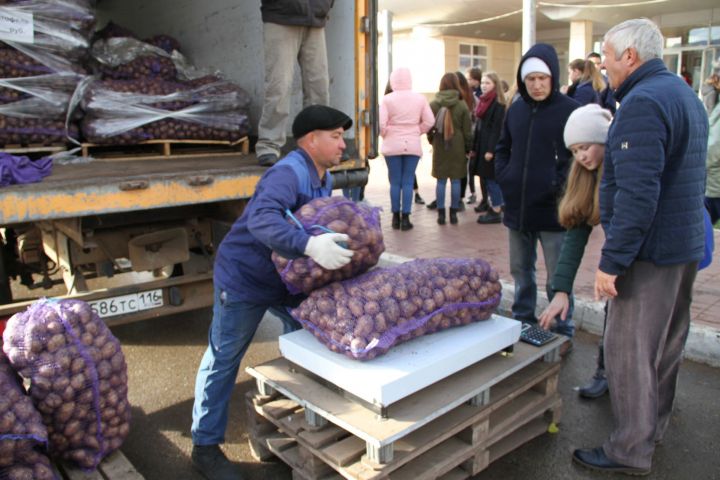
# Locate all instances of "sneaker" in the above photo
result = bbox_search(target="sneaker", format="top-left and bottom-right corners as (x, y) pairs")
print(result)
(474, 203), (489, 213)
(476, 209), (502, 224)
(467, 194), (477, 204)
(257, 153), (278, 167)
(192, 444), (245, 480)
(414, 193), (425, 205)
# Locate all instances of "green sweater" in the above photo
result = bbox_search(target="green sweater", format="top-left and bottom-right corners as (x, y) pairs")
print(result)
(551, 224), (593, 293)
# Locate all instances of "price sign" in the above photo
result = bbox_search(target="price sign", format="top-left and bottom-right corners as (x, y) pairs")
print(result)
(0, 8), (33, 44)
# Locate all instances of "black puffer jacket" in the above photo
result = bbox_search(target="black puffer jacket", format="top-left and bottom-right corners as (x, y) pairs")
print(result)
(261, 0), (334, 28)
(494, 43), (579, 232)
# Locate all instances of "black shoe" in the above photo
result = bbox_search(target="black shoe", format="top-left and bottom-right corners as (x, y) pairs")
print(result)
(414, 193), (425, 205)
(426, 199), (437, 210)
(579, 372), (609, 399)
(400, 213), (413, 231)
(474, 203), (489, 213)
(257, 153), (278, 167)
(572, 447), (650, 476)
(437, 208), (446, 225)
(192, 444), (246, 480)
(476, 209), (502, 224)
(391, 212), (400, 230)
(449, 208), (458, 224)
(467, 194), (477, 204)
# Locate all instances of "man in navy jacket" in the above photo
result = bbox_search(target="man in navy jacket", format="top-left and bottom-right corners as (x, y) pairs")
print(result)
(191, 105), (353, 480)
(495, 43), (579, 341)
(573, 19), (709, 476)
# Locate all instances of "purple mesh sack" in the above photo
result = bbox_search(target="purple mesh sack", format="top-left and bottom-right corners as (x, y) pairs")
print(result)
(0, 352), (58, 480)
(2, 299), (131, 470)
(292, 258), (502, 360)
(272, 196), (385, 295)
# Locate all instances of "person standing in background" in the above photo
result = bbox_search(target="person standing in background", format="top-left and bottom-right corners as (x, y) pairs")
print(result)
(379, 68), (435, 231)
(574, 18), (708, 475)
(494, 43), (580, 347)
(455, 71), (475, 211)
(566, 59), (605, 106)
(587, 52), (616, 114)
(472, 72), (507, 224)
(256, 0), (334, 167)
(429, 73), (473, 226)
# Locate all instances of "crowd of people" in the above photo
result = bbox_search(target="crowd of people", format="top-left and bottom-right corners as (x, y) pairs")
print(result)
(186, 6), (719, 478)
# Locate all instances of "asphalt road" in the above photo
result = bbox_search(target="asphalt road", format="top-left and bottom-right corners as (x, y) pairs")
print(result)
(111, 308), (720, 480)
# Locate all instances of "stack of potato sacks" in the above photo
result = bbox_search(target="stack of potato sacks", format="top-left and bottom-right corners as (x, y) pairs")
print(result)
(0, 0), (94, 146)
(80, 22), (251, 144)
(1, 299), (131, 476)
(271, 197), (502, 361)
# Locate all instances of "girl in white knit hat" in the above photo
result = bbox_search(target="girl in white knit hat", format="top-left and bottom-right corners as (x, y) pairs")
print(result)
(539, 103), (612, 392)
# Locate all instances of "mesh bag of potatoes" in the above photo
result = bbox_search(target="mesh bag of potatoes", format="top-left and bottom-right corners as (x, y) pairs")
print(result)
(0, 352), (58, 480)
(2, 299), (130, 470)
(292, 258), (502, 360)
(271, 196), (384, 295)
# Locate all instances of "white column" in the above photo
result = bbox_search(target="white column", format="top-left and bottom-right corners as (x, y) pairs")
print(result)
(568, 20), (593, 61)
(522, 0), (537, 54)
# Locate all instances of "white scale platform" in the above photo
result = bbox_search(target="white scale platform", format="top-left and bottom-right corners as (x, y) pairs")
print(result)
(279, 314), (521, 407)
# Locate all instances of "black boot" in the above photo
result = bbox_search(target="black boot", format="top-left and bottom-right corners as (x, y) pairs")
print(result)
(476, 209), (502, 224)
(579, 344), (608, 399)
(426, 199), (437, 210)
(437, 208), (446, 225)
(192, 444), (245, 480)
(414, 192), (425, 204)
(449, 208), (458, 224)
(400, 213), (413, 231)
(391, 212), (400, 230)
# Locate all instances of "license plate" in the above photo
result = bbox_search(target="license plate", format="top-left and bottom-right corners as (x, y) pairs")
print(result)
(89, 289), (164, 318)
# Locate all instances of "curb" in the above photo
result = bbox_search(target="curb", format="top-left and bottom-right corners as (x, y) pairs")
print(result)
(378, 253), (720, 368)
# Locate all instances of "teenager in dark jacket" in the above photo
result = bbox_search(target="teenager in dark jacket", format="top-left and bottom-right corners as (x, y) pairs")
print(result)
(566, 59), (604, 106)
(472, 72), (506, 224)
(574, 19), (709, 476)
(494, 43), (580, 341)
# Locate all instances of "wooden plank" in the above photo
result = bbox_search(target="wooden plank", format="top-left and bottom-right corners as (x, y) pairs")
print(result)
(1, 144), (66, 154)
(297, 444), (336, 478)
(262, 398), (301, 420)
(322, 435), (366, 467)
(487, 415), (551, 466)
(438, 467), (471, 480)
(298, 423), (350, 449)
(246, 341), (563, 447)
(485, 390), (558, 446)
(58, 462), (104, 480)
(80, 137), (249, 160)
(388, 437), (475, 480)
(97, 451), (145, 480)
(279, 410), (309, 435)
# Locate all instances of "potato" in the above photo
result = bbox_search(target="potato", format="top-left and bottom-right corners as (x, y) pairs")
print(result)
(292, 258), (502, 360)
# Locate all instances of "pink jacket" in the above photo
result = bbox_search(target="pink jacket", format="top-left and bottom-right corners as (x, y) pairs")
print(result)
(380, 68), (435, 157)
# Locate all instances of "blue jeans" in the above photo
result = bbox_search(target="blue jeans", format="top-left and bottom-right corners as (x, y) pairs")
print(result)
(508, 228), (575, 337)
(486, 179), (504, 208)
(385, 155), (420, 214)
(191, 287), (300, 445)
(436, 178), (461, 210)
(342, 187), (362, 202)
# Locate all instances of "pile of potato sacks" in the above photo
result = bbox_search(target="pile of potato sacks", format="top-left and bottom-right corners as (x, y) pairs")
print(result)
(1, 299), (130, 476)
(273, 197), (503, 360)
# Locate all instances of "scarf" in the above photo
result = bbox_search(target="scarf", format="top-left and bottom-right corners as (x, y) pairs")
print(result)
(475, 90), (496, 119)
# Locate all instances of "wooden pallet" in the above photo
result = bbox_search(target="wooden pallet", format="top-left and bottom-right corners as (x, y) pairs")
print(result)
(246, 339), (566, 480)
(0, 143), (67, 155)
(80, 137), (250, 160)
(55, 450), (145, 480)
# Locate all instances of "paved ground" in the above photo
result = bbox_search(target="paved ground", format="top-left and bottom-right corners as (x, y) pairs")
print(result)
(110, 148), (720, 479)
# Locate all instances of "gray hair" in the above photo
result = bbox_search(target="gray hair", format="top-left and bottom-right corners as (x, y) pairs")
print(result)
(604, 18), (663, 62)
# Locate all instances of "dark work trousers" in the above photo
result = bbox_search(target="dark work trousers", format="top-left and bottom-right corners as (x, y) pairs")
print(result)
(603, 260), (698, 470)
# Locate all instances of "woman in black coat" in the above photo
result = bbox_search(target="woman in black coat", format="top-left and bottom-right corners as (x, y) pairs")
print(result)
(470, 72), (507, 223)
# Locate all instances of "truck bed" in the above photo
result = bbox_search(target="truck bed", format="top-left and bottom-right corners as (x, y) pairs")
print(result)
(1, 153), (266, 224)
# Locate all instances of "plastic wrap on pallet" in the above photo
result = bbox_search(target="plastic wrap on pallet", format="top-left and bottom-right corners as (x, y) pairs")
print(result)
(292, 258), (503, 360)
(90, 37), (212, 81)
(80, 77), (251, 143)
(0, 116), (78, 146)
(0, 1), (95, 75)
(0, 352), (59, 480)
(3, 299), (131, 470)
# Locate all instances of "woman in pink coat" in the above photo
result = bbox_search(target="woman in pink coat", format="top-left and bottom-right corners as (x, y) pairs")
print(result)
(380, 67), (435, 230)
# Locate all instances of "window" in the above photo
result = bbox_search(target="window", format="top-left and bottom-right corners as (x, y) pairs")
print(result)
(459, 43), (487, 70)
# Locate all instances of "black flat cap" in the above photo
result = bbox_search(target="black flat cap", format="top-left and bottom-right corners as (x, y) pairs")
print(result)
(292, 105), (353, 139)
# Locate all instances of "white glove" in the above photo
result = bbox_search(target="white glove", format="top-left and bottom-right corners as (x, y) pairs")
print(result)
(304, 233), (353, 270)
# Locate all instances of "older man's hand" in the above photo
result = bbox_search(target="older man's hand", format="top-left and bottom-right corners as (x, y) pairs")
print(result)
(594, 270), (618, 301)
